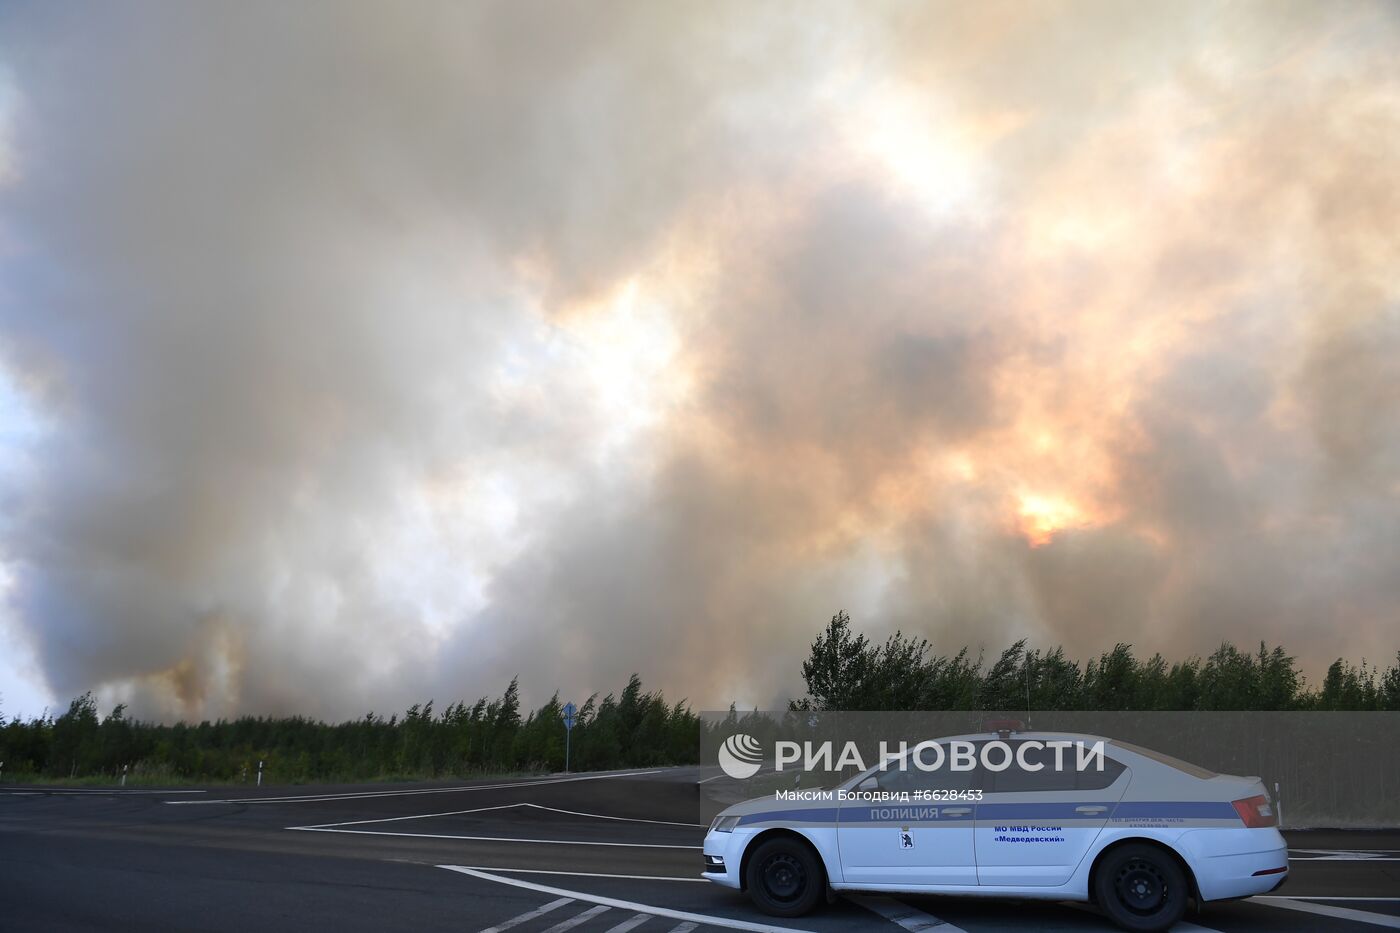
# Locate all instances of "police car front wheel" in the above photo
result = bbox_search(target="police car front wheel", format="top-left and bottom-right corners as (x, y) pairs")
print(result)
(1094, 843), (1189, 932)
(745, 837), (823, 917)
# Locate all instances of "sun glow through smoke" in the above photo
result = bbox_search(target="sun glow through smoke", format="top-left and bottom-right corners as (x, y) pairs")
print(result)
(846, 83), (981, 219)
(1016, 494), (1092, 548)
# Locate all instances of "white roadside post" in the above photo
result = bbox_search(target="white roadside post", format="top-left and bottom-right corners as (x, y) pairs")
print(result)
(120, 763), (128, 787)
(257, 760), (264, 788)
(1275, 781), (1284, 829)
(561, 702), (577, 774)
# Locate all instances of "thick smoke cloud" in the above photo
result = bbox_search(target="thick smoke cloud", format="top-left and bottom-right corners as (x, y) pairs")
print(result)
(1, 1), (1397, 720)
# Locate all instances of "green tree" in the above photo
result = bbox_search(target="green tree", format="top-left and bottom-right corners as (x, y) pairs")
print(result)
(49, 693), (100, 776)
(798, 611), (878, 710)
(980, 641), (1031, 711)
(1381, 653), (1400, 711)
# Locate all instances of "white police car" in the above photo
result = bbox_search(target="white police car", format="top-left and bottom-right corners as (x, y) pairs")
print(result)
(702, 730), (1287, 932)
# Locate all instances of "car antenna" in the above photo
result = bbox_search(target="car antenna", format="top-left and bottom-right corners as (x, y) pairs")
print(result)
(1024, 650), (1033, 730)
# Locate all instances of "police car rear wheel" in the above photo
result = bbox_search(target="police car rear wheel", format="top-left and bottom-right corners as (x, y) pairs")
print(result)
(745, 838), (822, 917)
(1094, 843), (1188, 932)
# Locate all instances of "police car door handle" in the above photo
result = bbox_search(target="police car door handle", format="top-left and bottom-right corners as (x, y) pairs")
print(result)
(942, 807), (972, 816)
(1075, 805), (1108, 814)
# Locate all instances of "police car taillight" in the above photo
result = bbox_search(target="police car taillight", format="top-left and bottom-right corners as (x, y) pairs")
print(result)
(1232, 794), (1277, 828)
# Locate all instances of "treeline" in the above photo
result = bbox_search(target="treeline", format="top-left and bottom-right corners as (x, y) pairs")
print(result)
(4, 612), (1398, 783)
(0, 674), (697, 783)
(794, 611), (1400, 711)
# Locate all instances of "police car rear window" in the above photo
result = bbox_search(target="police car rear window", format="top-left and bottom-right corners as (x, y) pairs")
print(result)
(1110, 740), (1217, 779)
(1075, 754), (1126, 790)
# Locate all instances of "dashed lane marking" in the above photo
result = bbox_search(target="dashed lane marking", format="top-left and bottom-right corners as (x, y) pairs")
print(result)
(440, 865), (818, 933)
(1064, 901), (1225, 932)
(601, 913), (653, 933)
(540, 904), (611, 932)
(478, 896), (574, 933)
(845, 894), (967, 932)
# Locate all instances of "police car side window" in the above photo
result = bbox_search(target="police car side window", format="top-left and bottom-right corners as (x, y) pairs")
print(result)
(875, 744), (980, 793)
(987, 741), (1078, 793)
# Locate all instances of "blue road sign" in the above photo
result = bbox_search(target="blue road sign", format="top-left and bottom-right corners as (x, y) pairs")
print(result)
(561, 701), (577, 773)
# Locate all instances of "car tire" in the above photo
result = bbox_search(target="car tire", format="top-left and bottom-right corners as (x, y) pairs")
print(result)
(744, 837), (823, 917)
(1094, 843), (1189, 932)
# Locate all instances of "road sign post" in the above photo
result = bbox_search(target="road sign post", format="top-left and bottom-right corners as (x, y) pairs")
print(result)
(561, 702), (577, 773)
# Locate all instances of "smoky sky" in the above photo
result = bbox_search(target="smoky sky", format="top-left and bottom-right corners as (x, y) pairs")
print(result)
(1, 1), (1398, 721)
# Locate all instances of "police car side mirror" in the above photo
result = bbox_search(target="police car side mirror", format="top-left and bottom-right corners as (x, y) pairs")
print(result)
(859, 776), (878, 792)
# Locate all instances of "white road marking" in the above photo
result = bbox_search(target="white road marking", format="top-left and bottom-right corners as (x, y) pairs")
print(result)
(1271, 897), (1400, 902)
(1288, 851), (1400, 862)
(292, 801), (704, 831)
(1255, 896), (1400, 929)
(1289, 852), (1400, 861)
(1064, 902), (1224, 932)
(169, 770), (662, 805)
(478, 897), (574, 933)
(433, 865), (706, 883)
(440, 865), (819, 933)
(2, 789), (205, 795)
(694, 767), (782, 786)
(846, 894), (967, 932)
(289, 825), (698, 849)
(523, 803), (707, 828)
(603, 913), (653, 933)
(293, 802), (525, 829)
(540, 904), (611, 932)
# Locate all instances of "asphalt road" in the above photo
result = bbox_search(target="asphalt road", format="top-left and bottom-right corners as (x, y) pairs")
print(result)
(1, 768), (1396, 933)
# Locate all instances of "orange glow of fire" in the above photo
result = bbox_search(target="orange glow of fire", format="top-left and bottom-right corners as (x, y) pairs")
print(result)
(1016, 493), (1090, 547)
